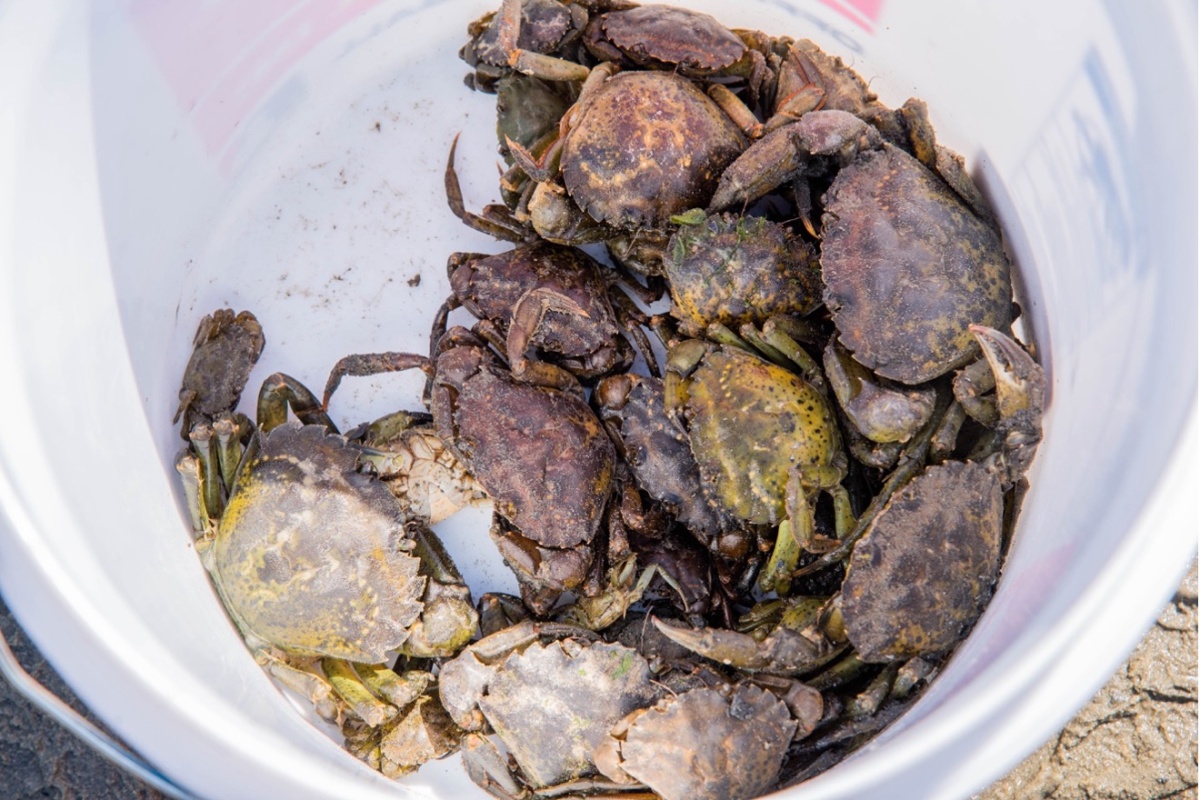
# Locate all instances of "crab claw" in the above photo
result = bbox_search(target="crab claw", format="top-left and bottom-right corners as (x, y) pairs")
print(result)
(651, 617), (829, 675)
(969, 324), (1046, 482)
(708, 110), (882, 211)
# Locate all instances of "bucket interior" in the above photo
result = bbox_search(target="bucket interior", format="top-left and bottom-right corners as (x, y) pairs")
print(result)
(3, 1), (1194, 798)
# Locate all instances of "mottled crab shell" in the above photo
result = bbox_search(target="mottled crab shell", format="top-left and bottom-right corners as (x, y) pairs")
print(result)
(562, 71), (747, 229)
(435, 346), (616, 549)
(839, 459), (1004, 662)
(821, 143), (1013, 384)
(677, 345), (841, 526)
(476, 639), (660, 788)
(599, 5), (747, 73)
(665, 212), (823, 336)
(599, 684), (797, 800)
(211, 423), (425, 663)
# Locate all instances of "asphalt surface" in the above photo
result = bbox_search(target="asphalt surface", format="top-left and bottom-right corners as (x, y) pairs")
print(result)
(1, 564), (1195, 800)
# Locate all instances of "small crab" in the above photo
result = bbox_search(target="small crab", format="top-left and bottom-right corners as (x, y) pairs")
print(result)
(822, 339), (937, 469)
(594, 682), (798, 800)
(662, 324), (853, 594)
(580, 4), (764, 83)
(709, 108), (1013, 384)
(439, 620), (662, 794)
(323, 326), (617, 608)
(459, 0), (591, 92)
(434, 241), (656, 387)
(172, 310), (478, 775)
(663, 210), (823, 339)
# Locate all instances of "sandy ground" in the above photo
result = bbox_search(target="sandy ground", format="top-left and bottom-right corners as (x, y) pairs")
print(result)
(1, 562), (1196, 799)
(976, 561), (1198, 800)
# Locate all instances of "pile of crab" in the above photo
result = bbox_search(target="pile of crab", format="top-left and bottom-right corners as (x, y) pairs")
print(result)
(171, 3), (1046, 799)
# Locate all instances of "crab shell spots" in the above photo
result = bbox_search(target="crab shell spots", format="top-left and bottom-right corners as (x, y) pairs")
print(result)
(610, 684), (796, 800)
(666, 213), (823, 335)
(683, 347), (841, 525)
(822, 144), (1013, 384)
(212, 423), (424, 663)
(477, 640), (659, 788)
(601, 5), (746, 72)
(562, 71), (747, 229)
(840, 460), (1004, 662)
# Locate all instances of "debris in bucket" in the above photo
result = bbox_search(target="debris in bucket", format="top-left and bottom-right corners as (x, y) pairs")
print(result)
(171, 3), (1045, 796)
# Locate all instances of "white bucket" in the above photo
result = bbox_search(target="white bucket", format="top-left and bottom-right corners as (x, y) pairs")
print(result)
(0, 1), (1194, 798)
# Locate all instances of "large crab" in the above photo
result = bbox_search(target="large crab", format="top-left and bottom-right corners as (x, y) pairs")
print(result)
(172, 310), (479, 776)
(709, 108), (1013, 385)
(660, 320), (854, 595)
(323, 325), (617, 613)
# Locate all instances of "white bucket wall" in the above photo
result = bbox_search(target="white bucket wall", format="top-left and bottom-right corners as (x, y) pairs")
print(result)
(0, 1), (1194, 799)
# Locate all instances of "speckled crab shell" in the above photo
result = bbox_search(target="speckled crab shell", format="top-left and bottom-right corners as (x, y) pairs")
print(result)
(821, 143), (1013, 385)
(211, 422), (425, 663)
(561, 70), (747, 229)
(839, 459), (1005, 662)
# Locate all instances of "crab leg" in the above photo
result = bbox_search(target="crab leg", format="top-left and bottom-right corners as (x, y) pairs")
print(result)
(322, 657), (398, 727)
(322, 352), (432, 410)
(187, 424), (224, 522)
(709, 110), (883, 211)
(506, 287), (590, 392)
(969, 324), (1046, 482)
(651, 616), (834, 675)
(445, 133), (534, 243)
(257, 372), (337, 432)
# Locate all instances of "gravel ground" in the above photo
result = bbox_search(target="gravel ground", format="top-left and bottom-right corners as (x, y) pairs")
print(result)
(1, 562), (1195, 799)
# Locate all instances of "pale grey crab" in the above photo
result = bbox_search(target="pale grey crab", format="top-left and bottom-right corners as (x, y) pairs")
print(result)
(173, 309), (481, 776)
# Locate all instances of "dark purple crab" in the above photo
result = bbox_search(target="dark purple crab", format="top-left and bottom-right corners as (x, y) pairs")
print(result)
(434, 240), (657, 389)
(323, 325), (617, 610)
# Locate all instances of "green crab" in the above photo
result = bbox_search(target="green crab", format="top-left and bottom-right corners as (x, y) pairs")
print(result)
(661, 318), (854, 595)
(173, 309), (479, 776)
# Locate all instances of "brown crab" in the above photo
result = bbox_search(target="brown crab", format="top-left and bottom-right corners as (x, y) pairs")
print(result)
(460, 0), (592, 92)
(323, 325), (617, 610)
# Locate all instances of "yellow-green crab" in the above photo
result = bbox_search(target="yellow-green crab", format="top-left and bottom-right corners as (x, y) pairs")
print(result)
(173, 309), (483, 776)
